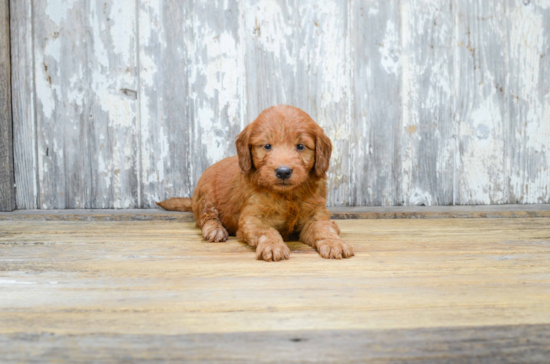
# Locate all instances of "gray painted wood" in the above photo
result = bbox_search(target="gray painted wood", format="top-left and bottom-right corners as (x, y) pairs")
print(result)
(350, 0), (402, 206)
(10, 0), (37, 209)
(294, 0), (350, 206)
(138, 0), (192, 208)
(186, 0), (245, 200)
(10, 0), (550, 208)
(400, 0), (454, 206)
(2, 325), (550, 363)
(455, 0), (509, 205)
(244, 0), (295, 120)
(508, 0), (550, 204)
(31, 0), (139, 208)
(0, 0), (15, 211)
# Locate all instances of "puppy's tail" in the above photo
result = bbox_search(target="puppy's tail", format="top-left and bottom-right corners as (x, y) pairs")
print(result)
(156, 197), (193, 212)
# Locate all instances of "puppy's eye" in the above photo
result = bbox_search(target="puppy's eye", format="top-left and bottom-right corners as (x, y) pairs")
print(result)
(264, 144), (272, 150)
(296, 144), (305, 151)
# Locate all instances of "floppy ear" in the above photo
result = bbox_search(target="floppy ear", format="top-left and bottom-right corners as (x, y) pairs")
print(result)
(235, 124), (252, 174)
(315, 128), (332, 177)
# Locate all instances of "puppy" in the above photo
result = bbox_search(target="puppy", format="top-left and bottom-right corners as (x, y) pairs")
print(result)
(157, 105), (354, 261)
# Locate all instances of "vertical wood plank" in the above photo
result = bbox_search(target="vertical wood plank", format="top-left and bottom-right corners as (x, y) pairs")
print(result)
(87, 1), (140, 209)
(33, 0), (88, 208)
(32, 0), (139, 208)
(0, 0), (15, 211)
(400, 0), (454, 206)
(243, 0), (295, 120)
(294, 0), (350, 206)
(455, 0), (509, 205)
(186, 0), (245, 189)
(350, 0), (402, 206)
(10, 0), (37, 209)
(138, 0), (192, 207)
(508, 0), (550, 204)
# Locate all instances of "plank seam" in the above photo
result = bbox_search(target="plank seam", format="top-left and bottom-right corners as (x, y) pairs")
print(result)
(2, 205), (550, 221)
(238, 0), (247, 132)
(398, 0), (405, 206)
(347, 0), (353, 207)
(30, 0), (39, 209)
(1, 0), (14, 211)
(452, 0), (459, 206)
(8, 0), (15, 210)
(504, 0), (511, 204)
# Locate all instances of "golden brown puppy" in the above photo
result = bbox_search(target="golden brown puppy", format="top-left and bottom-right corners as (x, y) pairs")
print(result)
(157, 105), (353, 262)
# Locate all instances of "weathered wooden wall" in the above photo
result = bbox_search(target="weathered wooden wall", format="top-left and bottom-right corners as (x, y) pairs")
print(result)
(10, 0), (550, 209)
(0, 0), (15, 211)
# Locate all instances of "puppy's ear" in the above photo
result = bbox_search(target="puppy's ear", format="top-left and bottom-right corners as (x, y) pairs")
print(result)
(315, 128), (332, 177)
(235, 124), (252, 174)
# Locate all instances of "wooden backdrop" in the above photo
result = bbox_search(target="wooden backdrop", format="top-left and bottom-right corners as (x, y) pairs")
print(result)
(10, 0), (550, 209)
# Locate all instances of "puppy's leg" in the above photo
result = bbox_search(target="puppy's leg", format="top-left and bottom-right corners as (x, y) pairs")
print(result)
(197, 198), (228, 243)
(237, 215), (290, 262)
(299, 210), (354, 259)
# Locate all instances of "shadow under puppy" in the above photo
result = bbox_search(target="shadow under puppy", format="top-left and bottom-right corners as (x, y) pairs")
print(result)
(157, 105), (354, 262)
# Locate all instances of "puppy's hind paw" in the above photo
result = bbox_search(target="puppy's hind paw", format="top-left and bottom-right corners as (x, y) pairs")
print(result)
(316, 239), (354, 259)
(202, 221), (229, 243)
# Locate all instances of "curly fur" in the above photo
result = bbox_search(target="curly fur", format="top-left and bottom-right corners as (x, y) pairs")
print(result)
(157, 105), (354, 261)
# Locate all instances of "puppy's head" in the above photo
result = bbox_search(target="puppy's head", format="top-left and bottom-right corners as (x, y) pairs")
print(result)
(235, 105), (332, 192)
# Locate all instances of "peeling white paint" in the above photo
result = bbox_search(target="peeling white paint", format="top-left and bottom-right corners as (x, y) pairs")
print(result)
(190, 14), (241, 165)
(45, 0), (78, 25)
(508, 2), (550, 203)
(34, 55), (56, 120)
(380, 20), (400, 75)
(246, 0), (295, 63)
(110, 1), (136, 64)
(460, 96), (507, 204)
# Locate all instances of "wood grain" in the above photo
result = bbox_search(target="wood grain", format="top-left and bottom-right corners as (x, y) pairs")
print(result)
(0, 0), (15, 212)
(0, 218), (549, 361)
(455, 0), (509, 205)
(508, 0), (550, 204)
(243, 0), (295, 121)
(401, 0), (454, 206)
(185, 0), (245, 197)
(138, 0), (192, 207)
(10, 0), (37, 210)
(295, 0), (350, 206)
(30, 0), (139, 209)
(2, 204), (550, 221)
(9, 1), (550, 208)
(350, 0), (402, 206)
(2, 325), (550, 363)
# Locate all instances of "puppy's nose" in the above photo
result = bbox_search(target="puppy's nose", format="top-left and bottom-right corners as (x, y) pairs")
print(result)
(275, 166), (293, 180)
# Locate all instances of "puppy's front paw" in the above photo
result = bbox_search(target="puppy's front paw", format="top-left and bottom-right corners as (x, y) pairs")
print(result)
(202, 221), (229, 243)
(256, 237), (290, 262)
(316, 239), (354, 259)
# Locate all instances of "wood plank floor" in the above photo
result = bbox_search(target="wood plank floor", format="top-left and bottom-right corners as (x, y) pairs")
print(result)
(1, 218), (550, 362)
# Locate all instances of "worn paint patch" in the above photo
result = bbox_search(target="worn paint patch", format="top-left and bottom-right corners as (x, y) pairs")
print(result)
(380, 20), (400, 75)
(45, 0), (79, 25)
(508, 2), (550, 204)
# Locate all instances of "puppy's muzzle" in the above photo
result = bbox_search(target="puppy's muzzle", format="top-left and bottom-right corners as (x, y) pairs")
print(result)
(275, 166), (293, 180)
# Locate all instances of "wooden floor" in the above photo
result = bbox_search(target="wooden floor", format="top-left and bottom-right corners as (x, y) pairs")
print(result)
(1, 217), (550, 362)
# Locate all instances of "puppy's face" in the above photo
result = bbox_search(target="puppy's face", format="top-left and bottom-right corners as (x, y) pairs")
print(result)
(236, 105), (332, 193)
